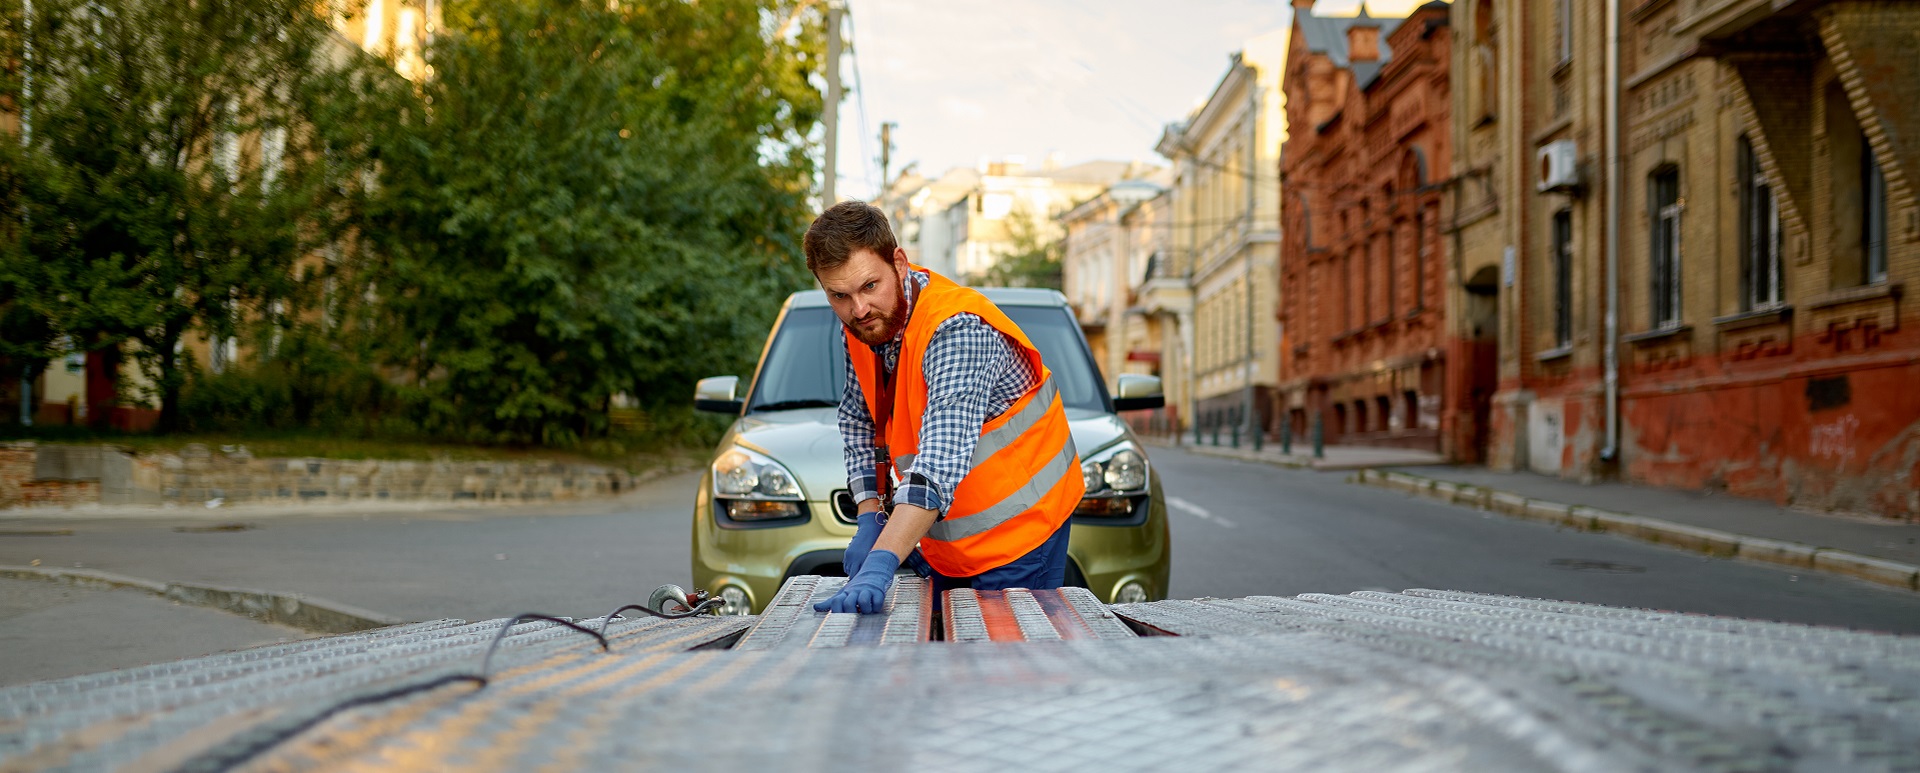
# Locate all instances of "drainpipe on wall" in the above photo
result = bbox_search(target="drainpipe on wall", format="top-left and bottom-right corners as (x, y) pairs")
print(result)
(1602, 0), (1623, 464)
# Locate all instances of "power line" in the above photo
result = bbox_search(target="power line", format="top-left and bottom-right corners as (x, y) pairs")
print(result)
(844, 6), (878, 197)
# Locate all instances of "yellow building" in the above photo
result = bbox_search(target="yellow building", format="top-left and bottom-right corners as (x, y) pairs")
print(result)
(1156, 29), (1287, 441)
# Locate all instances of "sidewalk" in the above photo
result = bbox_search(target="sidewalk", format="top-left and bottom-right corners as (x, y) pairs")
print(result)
(1152, 437), (1920, 592)
(0, 576), (315, 686)
(1142, 436), (1444, 470)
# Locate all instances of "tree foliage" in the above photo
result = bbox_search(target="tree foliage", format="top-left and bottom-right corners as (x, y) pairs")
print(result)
(1, 0), (371, 430)
(970, 205), (1065, 290)
(350, 0), (823, 445)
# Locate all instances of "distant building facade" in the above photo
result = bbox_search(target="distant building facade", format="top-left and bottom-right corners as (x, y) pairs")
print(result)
(1279, 1), (1453, 454)
(1158, 29), (1287, 442)
(1060, 176), (1188, 434)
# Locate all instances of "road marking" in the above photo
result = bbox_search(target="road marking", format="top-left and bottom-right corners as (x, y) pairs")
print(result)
(1167, 497), (1235, 528)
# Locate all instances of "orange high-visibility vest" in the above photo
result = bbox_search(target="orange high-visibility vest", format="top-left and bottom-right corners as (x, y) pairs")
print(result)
(847, 267), (1084, 577)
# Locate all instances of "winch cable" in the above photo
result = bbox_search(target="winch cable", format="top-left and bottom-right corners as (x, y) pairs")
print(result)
(173, 600), (723, 773)
(595, 597), (726, 637)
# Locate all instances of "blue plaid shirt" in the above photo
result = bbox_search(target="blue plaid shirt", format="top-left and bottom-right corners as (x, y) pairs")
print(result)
(839, 269), (1040, 516)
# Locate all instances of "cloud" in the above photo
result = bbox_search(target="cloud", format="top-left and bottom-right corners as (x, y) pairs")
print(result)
(938, 97), (988, 123)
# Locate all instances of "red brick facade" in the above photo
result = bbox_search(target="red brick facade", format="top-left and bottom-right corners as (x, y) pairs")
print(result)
(1458, 0), (1920, 519)
(1278, 2), (1456, 454)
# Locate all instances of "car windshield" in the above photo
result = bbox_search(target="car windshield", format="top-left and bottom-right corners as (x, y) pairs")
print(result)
(746, 303), (1108, 414)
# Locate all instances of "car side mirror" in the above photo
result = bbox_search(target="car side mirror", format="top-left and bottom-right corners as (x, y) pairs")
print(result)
(1112, 374), (1165, 412)
(694, 375), (744, 414)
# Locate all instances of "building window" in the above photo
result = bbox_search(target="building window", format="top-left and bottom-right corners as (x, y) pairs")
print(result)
(1413, 208), (1427, 312)
(1556, 0), (1572, 65)
(1865, 137), (1888, 285)
(1739, 136), (1782, 310)
(1342, 252), (1355, 331)
(1384, 228), (1397, 317)
(1650, 169), (1683, 329)
(1552, 209), (1573, 347)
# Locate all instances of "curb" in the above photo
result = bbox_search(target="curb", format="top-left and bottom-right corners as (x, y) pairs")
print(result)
(0, 564), (408, 633)
(1352, 469), (1920, 593)
(1181, 444), (1311, 469)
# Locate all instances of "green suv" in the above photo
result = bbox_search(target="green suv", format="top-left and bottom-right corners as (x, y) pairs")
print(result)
(690, 287), (1171, 615)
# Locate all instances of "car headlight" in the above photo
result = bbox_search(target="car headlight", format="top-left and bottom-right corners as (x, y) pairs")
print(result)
(713, 447), (805, 522)
(1080, 442), (1149, 495)
(1077, 442), (1149, 517)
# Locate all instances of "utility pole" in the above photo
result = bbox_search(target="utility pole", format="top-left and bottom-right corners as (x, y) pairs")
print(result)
(878, 121), (896, 192)
(821, 1), (844, 205)
(18, 0), (33, 427)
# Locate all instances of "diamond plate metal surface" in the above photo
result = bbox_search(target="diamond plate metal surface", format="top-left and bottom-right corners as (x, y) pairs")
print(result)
(944, 587), (1137, 642)
(733, 575), (933, 651)
(9, 587), (1920, 772)
(0, 613), (749, 772)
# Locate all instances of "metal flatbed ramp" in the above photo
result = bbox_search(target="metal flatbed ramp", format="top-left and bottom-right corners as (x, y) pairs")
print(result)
(6, 587), (1919, 772)
(943, 586), (1136, 641)
(0, 614), (750, 773)
(733, 574), (934, 649)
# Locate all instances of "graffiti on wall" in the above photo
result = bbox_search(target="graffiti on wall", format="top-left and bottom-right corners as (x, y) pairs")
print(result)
(1808, 414), (1859, 462)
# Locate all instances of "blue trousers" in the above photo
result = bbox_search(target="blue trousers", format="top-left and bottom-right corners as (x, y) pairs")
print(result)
(906, 518), (1071, 594)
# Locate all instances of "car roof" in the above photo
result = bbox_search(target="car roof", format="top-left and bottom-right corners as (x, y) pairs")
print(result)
(788, 286), (1069, 309)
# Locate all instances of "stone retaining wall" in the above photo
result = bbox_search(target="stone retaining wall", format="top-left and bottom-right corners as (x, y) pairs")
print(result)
(0, 442), (638, 509)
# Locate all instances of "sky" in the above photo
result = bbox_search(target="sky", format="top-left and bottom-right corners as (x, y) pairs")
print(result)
(833, 0), (1439, 200)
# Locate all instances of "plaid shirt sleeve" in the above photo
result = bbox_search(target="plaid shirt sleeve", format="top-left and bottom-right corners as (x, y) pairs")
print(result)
(896, 313), (1036, 516)
(838, 350), (881, 507)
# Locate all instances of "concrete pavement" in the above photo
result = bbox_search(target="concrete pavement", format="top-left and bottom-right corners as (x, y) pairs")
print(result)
(1170, 437), (1920, 591)
(0, 577), (313, 686)
(9, 446), (1920, 685)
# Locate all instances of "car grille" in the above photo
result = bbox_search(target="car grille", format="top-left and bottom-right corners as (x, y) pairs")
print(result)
(831, 490), (859, 524)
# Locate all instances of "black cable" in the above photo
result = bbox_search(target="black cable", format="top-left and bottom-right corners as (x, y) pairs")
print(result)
(479, 613), (609, 679)
(169, 673), (487, 773)
(171, 606), (680, 773)
(596, 598), (726, 637)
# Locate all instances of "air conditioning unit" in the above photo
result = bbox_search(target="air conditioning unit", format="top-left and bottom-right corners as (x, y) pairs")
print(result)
(1537, 139), (1580, 193)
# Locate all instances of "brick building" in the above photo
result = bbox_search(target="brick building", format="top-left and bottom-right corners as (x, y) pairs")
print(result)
(1459, 0), (1920, 519)
(1279, 1), (1454, 453)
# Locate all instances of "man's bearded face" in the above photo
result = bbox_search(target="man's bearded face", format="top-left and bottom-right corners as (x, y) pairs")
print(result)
(816, 248), (910, 347)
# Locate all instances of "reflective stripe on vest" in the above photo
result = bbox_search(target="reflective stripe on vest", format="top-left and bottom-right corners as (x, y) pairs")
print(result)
(889, 378), (1060, 486)
(926, 431), (1078, 542)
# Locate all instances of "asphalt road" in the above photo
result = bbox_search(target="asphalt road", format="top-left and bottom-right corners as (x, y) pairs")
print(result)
(4, 445), (1920, 643)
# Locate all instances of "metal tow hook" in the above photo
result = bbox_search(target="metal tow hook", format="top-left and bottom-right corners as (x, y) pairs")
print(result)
(648, 584), (716, 615)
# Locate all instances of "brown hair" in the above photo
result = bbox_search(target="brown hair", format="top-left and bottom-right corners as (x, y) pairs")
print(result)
(803, 200), (899, 273)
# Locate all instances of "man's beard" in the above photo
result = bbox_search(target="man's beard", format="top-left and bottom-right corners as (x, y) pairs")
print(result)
(848, 281), (910, 347)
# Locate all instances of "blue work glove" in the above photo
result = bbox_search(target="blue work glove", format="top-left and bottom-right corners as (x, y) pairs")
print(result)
(813, 550), (900, 614)
(841, 511), (884, 576)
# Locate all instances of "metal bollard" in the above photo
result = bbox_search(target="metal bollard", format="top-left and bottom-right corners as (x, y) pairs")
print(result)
(1252, 419), (1263, 451)
(1280, 413), (1292, 455)
(1211, 421), (1220, 446)
(1231, 422), (1240, 448)
(1311, 412), (1325, 459)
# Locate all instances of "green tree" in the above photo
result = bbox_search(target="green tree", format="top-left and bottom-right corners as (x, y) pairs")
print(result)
(972, 205), (1065, 289)
(353, 0), (823, 445)
(0, 0), (375, 430)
